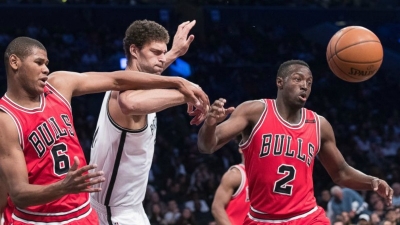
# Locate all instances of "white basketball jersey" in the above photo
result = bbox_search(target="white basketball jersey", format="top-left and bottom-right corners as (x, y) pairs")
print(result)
(90, 91), (157, 207)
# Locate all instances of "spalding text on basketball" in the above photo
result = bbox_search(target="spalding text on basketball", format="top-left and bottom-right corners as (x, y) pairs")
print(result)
(349, 68), (377, 77)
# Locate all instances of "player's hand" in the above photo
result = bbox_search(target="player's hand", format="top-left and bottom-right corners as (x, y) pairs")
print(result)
(170, 20), (196, 57)
(59, 156), (105, 194)
(371, 178), (393, 206)
(187, 104), (208, 125)
(177, 78), (209, 113)
(204, 98), (235, 126)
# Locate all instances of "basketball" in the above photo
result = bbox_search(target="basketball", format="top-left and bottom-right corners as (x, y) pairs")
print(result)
(326, 26), (383, 82)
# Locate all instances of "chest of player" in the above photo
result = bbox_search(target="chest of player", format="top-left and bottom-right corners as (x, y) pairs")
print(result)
(257, 132), (318, 167)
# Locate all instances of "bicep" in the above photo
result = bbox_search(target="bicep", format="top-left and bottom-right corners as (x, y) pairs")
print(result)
(48, 71), (118, 99)
(318, 116), (348, 179)
(212, 169), (241, 208)
(0, 113), (30, 193)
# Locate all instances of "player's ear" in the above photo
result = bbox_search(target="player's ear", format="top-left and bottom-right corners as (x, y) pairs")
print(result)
(9, 54), (20, 71)
(276, 76), (284, 89)
(129, 44), (139, 59)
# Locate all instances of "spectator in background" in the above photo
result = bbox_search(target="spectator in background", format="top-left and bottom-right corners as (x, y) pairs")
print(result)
(328, 186), (370, 223)
(149, 203), (167, 225)
(164, 199), (181, 225)
(176, 208), (197, 225)
(392, 183), (400, 207)
(357, 213), (370, 225)
(318, 189), (332, 212)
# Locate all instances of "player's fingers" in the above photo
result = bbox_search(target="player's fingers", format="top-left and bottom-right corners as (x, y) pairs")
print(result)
(183, 20), (196, 32)
(371, 178), (380, 191)
(74, 164), (98, 176)
(226, 107), (236, 114)
(187, 35), (195, 44)
(78, 171), (104, 182)
(178, 21), (190, 30)
(187, 104), (194, 113)
(82, 187), (102, 193)
(69, 156), (80, 172)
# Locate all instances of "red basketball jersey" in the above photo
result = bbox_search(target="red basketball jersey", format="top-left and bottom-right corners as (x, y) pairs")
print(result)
(225, 164), (250, 225)
(241, 99), (320, 221)
(0, 84), (92, 224)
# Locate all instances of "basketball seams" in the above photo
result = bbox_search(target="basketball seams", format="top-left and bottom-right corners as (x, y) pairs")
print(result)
(327, 27), (357, 62)
(326, 26), (383, 82)
(335, 40), (381, 60)
(329, 57), (359, 82)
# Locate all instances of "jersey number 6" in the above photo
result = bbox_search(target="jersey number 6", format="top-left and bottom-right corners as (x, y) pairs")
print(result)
(50, 143), (71, 176)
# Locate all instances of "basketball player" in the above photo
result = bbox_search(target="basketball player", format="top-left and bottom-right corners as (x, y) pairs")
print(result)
(89, 20), (203, 225)
(0, 36), (208, 225)
(211, 144), (250, 225)
(197, 60), (393, 225)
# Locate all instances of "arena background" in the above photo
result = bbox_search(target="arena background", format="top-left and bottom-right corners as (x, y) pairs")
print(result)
(0, 1), (400, 224)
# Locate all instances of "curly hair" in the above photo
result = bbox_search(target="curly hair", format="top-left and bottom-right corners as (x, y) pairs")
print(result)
(123, 20), (170, 61)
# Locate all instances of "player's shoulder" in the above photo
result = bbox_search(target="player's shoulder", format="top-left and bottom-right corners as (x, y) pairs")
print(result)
(221, 165), (243, 187)
(235, 99), (265, 113)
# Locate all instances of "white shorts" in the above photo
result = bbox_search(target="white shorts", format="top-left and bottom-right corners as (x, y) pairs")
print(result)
(91, 199), (150, 225)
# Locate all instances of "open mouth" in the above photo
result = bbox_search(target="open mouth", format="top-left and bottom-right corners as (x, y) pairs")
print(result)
(299, 93), (307, 101)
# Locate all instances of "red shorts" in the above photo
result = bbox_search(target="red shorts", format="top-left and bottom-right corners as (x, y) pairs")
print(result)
(244, 206), (330, 225)
(4, 207), (99, 225)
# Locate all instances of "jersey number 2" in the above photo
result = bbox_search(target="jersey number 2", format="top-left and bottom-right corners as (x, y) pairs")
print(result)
(51, 143), (70, 176)
(273, 165), (296, 195)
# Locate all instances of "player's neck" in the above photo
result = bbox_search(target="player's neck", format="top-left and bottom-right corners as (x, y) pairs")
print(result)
(5, 87), (41, 108)
(275, 98), (302, 124)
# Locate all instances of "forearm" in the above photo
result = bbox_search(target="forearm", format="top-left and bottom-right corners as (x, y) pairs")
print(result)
(120, 89), (186, 115)
(163, 51), (179, 70)
(10, 182), (65, 208)
(110, 71), (183, 91)
(198, 124), (219, 154)
(333, 164), (376, 190)
(212, 207), (232, 225)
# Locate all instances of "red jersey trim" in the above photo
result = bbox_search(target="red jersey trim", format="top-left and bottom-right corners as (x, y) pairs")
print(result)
(270, 99), (306, 129)
(231, 164), (246, 199)
(248, 206), (317, 222)
(0, 105), (24, 148)
(313, 112), (321, 155)
(240, 100), (267, 150)
(46, 83), (72, 111)
(13, 199), (91, 223)
(3, 94), (45, 113)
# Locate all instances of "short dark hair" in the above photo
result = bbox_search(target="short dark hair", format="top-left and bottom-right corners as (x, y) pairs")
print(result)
(123, 20), (169, 60)
(4, 36), (46, 68)
(277, 59), (310, 79)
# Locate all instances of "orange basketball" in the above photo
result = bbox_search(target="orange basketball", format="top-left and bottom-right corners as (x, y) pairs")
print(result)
(326, 26), (383, 82)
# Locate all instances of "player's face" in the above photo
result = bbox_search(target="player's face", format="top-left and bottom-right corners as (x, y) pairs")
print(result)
(17, 47), (49, 96)
(136, 41), (167, 75)
(282, 65), (312, 108)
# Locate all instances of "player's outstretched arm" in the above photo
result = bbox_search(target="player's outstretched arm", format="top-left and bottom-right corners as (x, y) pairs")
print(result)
(212, 167), (242, 225)
(0, 112), (105, 209)
(318, 116), (393, 206)
(163, 20), (196, 69)
(198, 99), (258, 154)
(47, 70), (209, 111)
(118, 89), (185, 115)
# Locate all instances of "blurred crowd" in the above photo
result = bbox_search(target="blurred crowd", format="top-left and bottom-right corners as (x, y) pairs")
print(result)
(1, 5), (400, 225)
(0, 0), (399, 9)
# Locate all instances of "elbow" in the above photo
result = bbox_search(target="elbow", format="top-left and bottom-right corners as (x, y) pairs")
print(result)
(9, 193), (30, 209)
(197, 144), (214, 154)
(118, 99), (142, 116)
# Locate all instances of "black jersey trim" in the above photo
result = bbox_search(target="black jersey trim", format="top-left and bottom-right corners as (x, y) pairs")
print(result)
(104, 130), (127, 225)
(106, 91), (148, 133)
